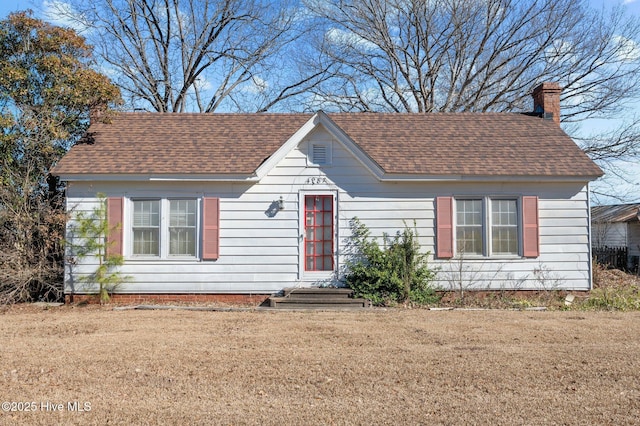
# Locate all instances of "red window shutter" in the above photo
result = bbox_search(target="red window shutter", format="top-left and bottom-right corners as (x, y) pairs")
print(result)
(436, 196), (454, 258)
(106, 197), (123, 257)
(522, 196), (539, 257)
(203, 197), (220, 260)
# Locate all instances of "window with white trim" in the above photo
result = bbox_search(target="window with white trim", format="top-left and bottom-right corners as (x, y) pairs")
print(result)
(131, 198), (199, 258)
(456, 199), (483, 255)
(491, 199), (518, 255)
(132, 200), (160, 256)
(455, 198), (520, 256)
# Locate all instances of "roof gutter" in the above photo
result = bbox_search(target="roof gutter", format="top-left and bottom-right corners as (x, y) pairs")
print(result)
(57, 173), (600, 183)
(56, 173), (260, 182)
(378, 174), (603, 183)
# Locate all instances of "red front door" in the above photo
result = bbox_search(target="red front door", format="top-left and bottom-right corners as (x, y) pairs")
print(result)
(304, 195), (334, 271)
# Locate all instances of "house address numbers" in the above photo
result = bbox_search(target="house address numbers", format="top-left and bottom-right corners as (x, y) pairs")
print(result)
(305, 177), (329, 185)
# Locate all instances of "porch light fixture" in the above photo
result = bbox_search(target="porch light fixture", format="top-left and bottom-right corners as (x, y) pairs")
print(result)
(278, 196), (285, 210)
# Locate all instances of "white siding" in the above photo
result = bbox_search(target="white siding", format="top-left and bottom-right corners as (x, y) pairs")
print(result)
(65, 125), (595, 294)
(592, 222), (627, 247)
(629, 223), (640, 260)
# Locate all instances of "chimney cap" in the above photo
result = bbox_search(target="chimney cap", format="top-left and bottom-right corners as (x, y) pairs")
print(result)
(533, 81), (562, 91)
(532, 82), (562, 94)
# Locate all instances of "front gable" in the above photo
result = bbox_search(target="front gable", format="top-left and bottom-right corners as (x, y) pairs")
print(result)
(253, 111), (385, 181)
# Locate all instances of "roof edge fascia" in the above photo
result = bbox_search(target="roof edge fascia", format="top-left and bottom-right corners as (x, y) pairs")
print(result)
(378, 174), (600, 183)
(58, 174), (258, 182)
(59, 173), (598, 183)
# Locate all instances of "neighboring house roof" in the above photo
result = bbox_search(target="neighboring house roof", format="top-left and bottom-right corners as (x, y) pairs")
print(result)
(52, 111), (603, 181)
(592, 204), (640, 223)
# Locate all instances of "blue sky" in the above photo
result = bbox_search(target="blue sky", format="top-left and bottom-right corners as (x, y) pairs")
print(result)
(2, 0), (639, 202)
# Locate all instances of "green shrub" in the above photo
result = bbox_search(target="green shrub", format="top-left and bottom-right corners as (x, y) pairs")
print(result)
(344, 218), (439, 306)
(582, 286), (640, 311)
(67, 193), (129, 303)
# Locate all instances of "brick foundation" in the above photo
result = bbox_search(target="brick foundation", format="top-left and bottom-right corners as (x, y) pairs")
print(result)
(64, 293), (271, 306)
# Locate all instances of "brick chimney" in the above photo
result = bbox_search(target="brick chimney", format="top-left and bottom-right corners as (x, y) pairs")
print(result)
(532, 82), (562, 125)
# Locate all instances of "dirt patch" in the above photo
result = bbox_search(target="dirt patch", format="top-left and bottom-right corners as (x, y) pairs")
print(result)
(1, 306), (639, 425)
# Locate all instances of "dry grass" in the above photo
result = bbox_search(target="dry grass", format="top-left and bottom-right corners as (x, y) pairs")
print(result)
(1, 305), (640, 425)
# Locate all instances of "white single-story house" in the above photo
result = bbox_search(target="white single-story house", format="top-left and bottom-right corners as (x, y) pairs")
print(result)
(592, 203), (640, 272)
(53, 83), (603, 302)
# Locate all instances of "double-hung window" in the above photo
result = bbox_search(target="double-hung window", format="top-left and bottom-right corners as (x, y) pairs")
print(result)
(169, 200), (197, 256)
(131, 199), (198, 258)
(454, 198), (520, 257)
(132, 200), (160, 256)
(456, 199), (483, 255)
(491, 199), (518, 255)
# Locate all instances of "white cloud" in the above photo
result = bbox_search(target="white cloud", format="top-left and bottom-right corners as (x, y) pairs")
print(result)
(612, 35), (640, 62)
(544, 39), (576, 64)
(194, 76), (213, 92)
(42, 0), (90, 33)
(326, 28), (378, 51)
(241, 76), (269, 94)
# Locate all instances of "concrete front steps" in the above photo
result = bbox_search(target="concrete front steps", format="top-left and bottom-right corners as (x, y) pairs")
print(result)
(268, 288), (371, 309)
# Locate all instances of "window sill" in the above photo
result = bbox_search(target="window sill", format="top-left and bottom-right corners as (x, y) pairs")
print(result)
(126, 257), (201, 262)
(452, 255), (523, 260)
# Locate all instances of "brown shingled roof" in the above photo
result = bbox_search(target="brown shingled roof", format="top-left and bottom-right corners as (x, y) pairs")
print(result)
(52, 112), (603, 179)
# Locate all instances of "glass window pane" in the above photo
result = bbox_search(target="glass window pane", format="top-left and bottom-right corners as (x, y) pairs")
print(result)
(168, 200), (197, 256)
(169, 228), (196, 256)
(323, 196), (332, 210)
(323, 226), (332, 240)
(456, 199), (483, 255)
(456, 227), (482, 255)
(132, 200), (160, 256)
(323, 256), (333, 270)
(133, 200), (159, 227)
(491, 199), (518, 255)
(170, 200), (196, 227)
(492, 200), (517, 226)
(323, 242), (332, 255)
(457, 200), (482, 225)
(133, 229), (159, 256)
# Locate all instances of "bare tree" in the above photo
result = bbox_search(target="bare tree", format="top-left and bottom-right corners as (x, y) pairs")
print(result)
(54, 0), (328, 112)
(305, 0), (640, 198)
(306, 0), (640, 117)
